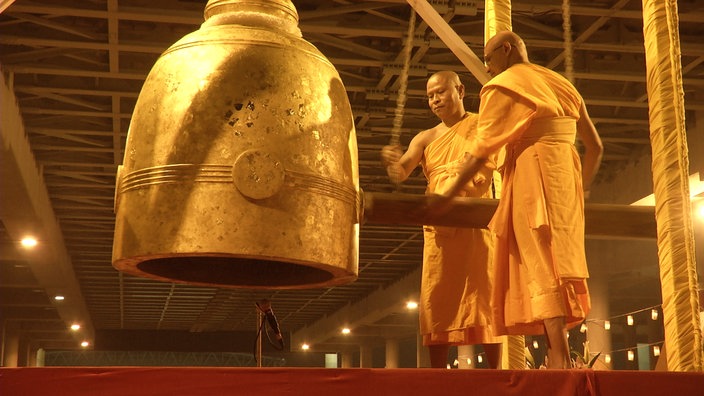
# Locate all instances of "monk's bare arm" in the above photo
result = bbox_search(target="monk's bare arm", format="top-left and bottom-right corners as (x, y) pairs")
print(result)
(444, 154), (488, 198)
(425, 154), (487, 216)
(382, 127), (434, 183)
(459, 152), (496, 197)
(576, 101), (603, 196)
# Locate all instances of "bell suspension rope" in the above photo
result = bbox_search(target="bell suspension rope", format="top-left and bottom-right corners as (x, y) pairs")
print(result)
(562, 0), (575, 84)
(390, 10), (417, 147)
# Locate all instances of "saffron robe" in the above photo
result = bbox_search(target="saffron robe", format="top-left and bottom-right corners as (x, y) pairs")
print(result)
(420, 113), (501, 345)
(468, 63), (591, 336)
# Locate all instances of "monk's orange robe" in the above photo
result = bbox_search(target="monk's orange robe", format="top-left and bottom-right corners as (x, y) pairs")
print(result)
(420, 113), (501, 345)
(469, 63), (591, 336)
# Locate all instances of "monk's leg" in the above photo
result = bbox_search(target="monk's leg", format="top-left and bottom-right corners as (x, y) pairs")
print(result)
(428, 344), (450, 368)
(544, 317), (571, 369)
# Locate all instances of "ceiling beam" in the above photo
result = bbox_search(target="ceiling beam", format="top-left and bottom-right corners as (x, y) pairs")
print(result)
(1, 74), (95, 343)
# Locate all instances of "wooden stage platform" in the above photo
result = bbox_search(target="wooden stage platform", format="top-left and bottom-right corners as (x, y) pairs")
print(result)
(2, 367), (703, 396)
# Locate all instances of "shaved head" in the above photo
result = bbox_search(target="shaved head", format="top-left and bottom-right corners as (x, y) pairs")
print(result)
(428, 70), (462, 86)
(486, 31), (528, 62)
(483, 31), (529, 77)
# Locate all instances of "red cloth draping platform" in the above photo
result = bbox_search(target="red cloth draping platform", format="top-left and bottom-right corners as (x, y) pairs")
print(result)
(2, 367), (703, 396)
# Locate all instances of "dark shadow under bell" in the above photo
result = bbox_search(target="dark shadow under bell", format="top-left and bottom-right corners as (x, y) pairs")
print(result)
(137, 257), (334, 287)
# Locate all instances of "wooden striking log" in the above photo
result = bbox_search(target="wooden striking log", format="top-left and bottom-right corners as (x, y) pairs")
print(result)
(362, 191), (657, 240)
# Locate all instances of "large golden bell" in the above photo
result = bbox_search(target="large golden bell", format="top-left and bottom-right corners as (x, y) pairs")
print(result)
(112, 0), (360, 289)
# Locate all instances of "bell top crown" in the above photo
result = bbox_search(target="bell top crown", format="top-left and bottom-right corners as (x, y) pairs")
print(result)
(202, 0), (301, 37)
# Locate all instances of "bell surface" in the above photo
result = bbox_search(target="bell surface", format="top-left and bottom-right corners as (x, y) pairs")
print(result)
(112, 0), (360, 289)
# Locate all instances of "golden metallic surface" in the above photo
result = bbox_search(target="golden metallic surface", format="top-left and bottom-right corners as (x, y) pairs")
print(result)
(112, 0), (359, 289)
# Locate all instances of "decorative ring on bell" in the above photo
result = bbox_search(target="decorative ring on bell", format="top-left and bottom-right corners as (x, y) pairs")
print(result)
(116, 163), (356, 206)
(118, 164), (232, 193)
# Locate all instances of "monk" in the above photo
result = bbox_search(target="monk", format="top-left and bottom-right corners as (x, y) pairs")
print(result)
(381, 71), (502, 369)
(428, 32), (603, 369)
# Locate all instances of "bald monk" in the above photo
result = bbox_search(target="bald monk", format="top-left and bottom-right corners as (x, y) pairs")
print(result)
(382, 71), (502, 369)
(428, 32), (603, 369)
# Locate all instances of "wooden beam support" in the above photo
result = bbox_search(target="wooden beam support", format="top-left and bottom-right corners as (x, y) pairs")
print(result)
(406, 0), (491, 85)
